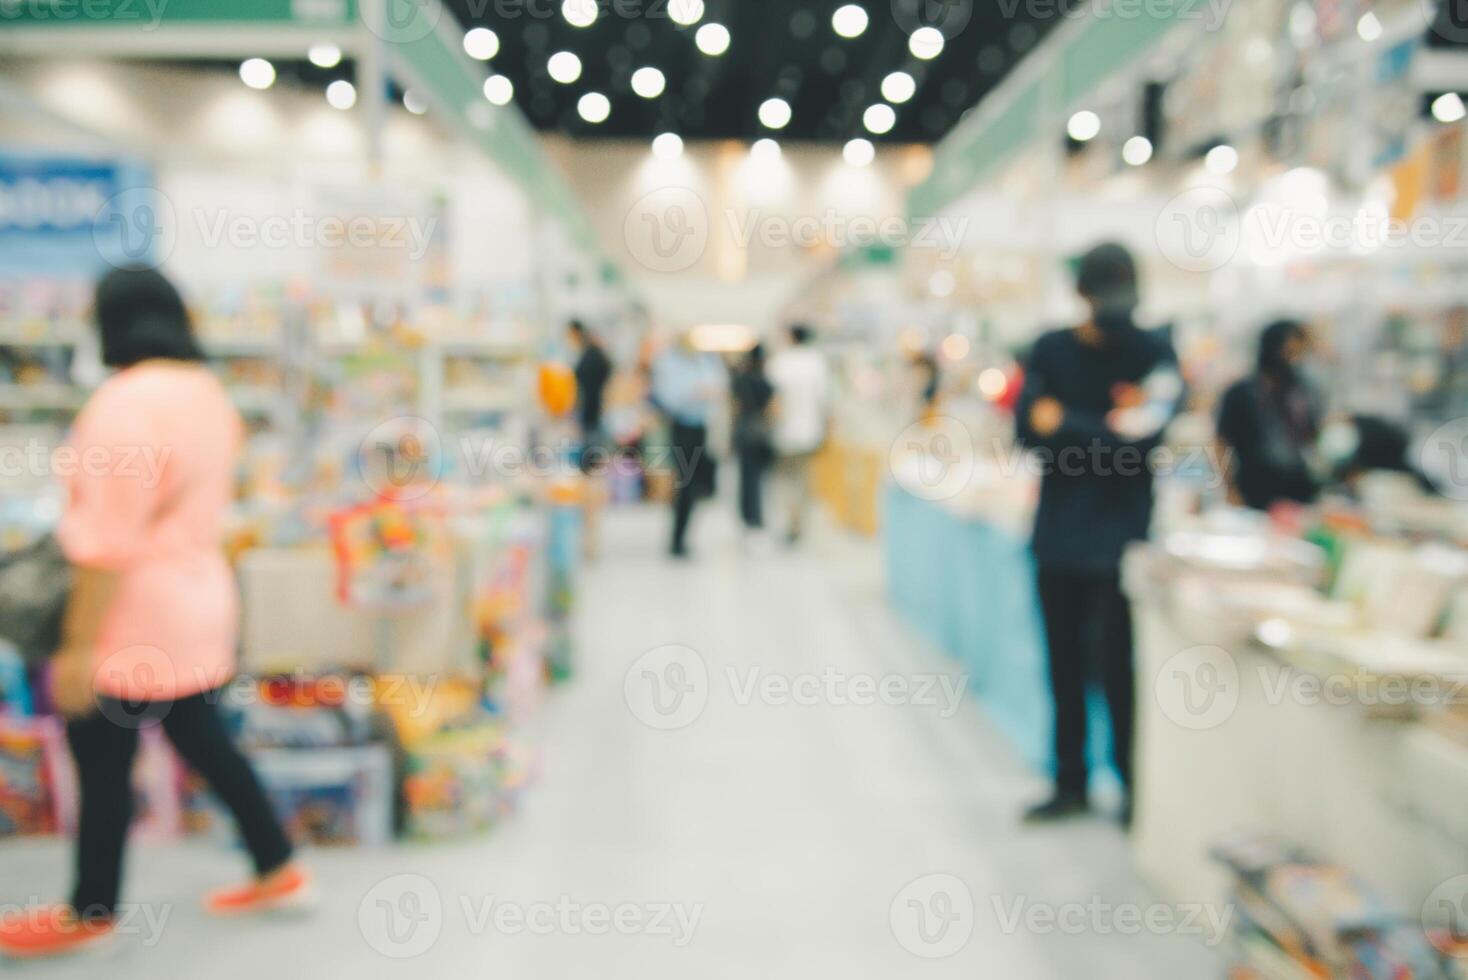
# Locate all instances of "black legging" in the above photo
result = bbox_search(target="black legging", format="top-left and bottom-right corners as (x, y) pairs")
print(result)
(737, 447), (768, 530)
(66, 690), (293, 921)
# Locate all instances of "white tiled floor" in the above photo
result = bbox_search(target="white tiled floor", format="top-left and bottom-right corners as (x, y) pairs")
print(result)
(2, 504), (1220, 978)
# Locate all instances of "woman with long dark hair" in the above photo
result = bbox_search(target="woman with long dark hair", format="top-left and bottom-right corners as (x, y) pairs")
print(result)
(0, 267), (309, 962)
(1216, 319), (1322, 511)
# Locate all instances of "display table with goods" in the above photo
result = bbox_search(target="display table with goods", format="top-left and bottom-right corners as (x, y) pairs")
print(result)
(883, 448), (1123, 785)
(1126, 493), (1468, 977)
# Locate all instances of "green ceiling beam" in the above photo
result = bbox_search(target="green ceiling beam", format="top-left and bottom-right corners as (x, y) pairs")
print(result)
(907, 0), (1207, 218)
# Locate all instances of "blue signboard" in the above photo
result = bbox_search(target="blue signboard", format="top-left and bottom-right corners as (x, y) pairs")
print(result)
(0, 153), (158, 275)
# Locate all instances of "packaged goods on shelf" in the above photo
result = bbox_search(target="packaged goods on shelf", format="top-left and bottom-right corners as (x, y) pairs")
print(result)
(237, 745), (394, 848)
(1212, 833), (1449, 979)
(0, 715), (65, 838)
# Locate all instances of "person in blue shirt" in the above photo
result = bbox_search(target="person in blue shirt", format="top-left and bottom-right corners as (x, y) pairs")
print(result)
(650, 332), (726, 557)
(1015, 242), (1184, 829)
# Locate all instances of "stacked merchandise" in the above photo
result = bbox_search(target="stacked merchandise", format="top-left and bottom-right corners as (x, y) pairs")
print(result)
(1213, 833), (1459, 978)
(218, 674), (395, 848)
(0, 653), (62, 837)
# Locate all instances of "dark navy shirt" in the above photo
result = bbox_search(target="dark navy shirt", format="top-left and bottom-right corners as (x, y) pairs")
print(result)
(1015, 325), (1181, 573)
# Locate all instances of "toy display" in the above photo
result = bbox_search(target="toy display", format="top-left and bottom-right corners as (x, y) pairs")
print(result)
(241, 745), (394, 848)
(0, 716), (64, 838)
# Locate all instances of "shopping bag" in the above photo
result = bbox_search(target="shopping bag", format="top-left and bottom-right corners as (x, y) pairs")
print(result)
(0, 535), (69, 666)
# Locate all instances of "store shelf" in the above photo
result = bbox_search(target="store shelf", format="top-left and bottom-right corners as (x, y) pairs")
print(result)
(0, 384), (87, 410)
(441, 388), (520, 413)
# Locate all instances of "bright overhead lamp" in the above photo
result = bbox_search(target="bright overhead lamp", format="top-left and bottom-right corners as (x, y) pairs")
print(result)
(751, 138), (781, 162)
(463, 27), (499, 60)
(578, 91), (611, 123)
(653, 132), (684, 159)
(326, 79), (357, 110)
(759, 97), (792, 129)
(1205, 143), (1239, 174)
(881, 71), (916, 104)
(695, 23), (730, 55)
(863, 103), (896, 135)
(1122, 135), (1153, 166)
(1066, 109), (1101, 141)
(909, 26), (944, 59)
(1433, 92), (1466, 124)
(562, 0), (598, 27)
(832, 4), (868, 38)
(239, 58), (275, 90)
(668, 0), (704, 26)
(631, 66), (666, 98)
(548, 51), (583, 84)
(307, 43), (341, 69)
(403, 89), (428, 115)
(843, 138), (875, 167)
(1355, 11), (1382, 41)
(483, 74), (514, 106)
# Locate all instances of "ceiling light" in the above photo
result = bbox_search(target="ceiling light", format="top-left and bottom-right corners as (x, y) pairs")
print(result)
(578, 91), (611, 123)
(307, 43), (341, 69)
(909, 27), (944, 60)
(1067, 110), (1101, 141)
(863, 103), (896, 135)
(843, 138), (875, 166)
(326, 79), (356, 110)
(562, 0), (597, 27)
(463, 27), (499, 61)
(403, 89), (428, 115)
(1355, 11), (1382, 41)
(751, 138), (781, 162)
(1433, 92), (1466, 124)
(1205, 143), (1239, 174)
(759, 97), (792, 129)
(1122, 135), (1153, 166)
(668, 0), (704, 26)
(832, 4), (868, 38)
(652, 132), (684, 159)
(881, 71), (916, 104)
(239, 58), (275, 90)
(483, 74), (514, 106)
(631, 66), (666, 98)
(695, 23), (730, 55)
(548, 51), (582, 84)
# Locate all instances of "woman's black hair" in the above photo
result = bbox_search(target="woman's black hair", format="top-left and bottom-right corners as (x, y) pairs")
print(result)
(95, 265), (205, 368)
(1256, 319), (1306, 377)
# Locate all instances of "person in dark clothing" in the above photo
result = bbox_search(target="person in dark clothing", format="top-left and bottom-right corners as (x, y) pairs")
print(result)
(651, 333), (724, 558)
(731, 344), (775, 535)
(1015, 242), (1184, 828)
(1216, 320), (1321, 511)
(568, 320), (612, 442)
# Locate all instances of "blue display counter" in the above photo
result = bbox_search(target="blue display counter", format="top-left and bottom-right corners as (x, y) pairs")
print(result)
(883, 484), (1117, 787)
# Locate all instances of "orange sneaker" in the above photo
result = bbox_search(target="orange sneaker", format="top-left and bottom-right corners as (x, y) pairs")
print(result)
(203, 864), (316, 917)
(0, 905), (114, 961)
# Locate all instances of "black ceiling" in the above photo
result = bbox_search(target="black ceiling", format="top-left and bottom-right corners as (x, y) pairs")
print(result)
(442, 0), (1064, 143)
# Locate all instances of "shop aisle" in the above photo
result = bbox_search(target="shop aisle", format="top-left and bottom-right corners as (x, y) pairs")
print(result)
(2, 506), (1218, 979)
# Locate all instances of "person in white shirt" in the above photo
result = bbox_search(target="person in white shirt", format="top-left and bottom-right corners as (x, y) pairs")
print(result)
(767, 324), (830, 545)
